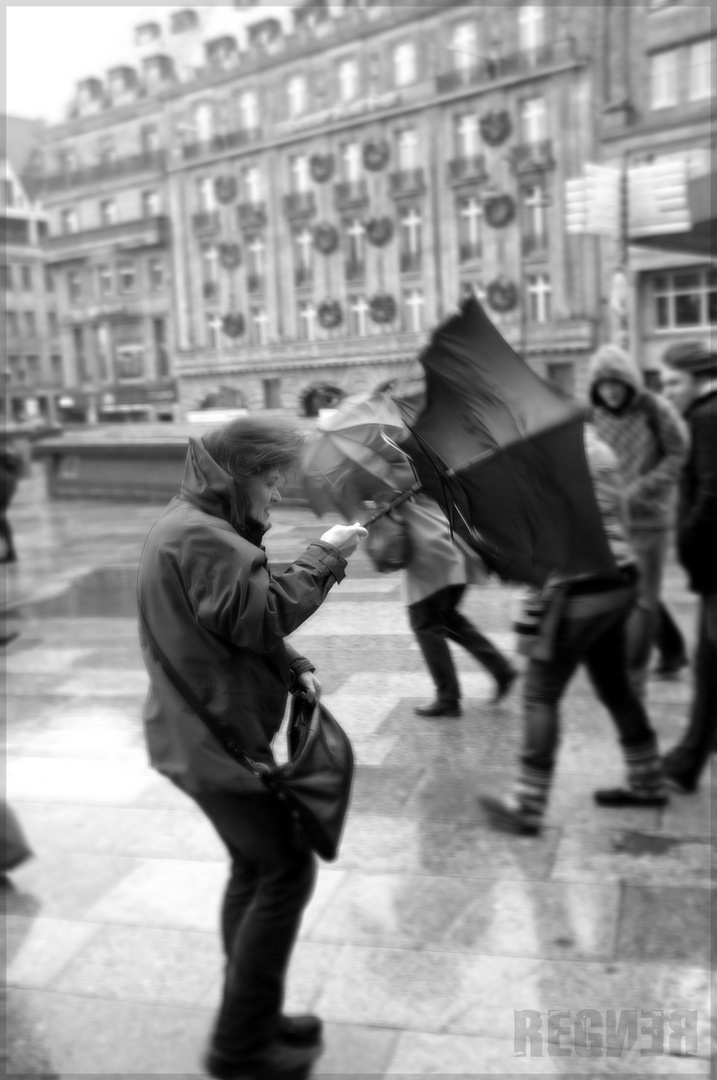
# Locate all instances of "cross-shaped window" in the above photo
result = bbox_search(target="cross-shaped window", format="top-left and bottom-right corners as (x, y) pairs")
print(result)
(346, 219), (365, 267)
(455, 113), (479, 159)
(523, 185), (547, 242)
(394, 43), (416, 87)
(239, 91), (258, 131)
(520, 97), (546, 144)
(206, 312), (223, 349)
(251, 307), (269, 345)
(400, 207), (422, 255)
(397, 128), (417, 171)
(338, 59), (359, 103)
(451, 22), (478, 72)
(518, 4), (545, 53)
(459, 197), (482, 252)
(527, 272), (552, 323)
(298, 300), (318, 341)
(242, 165), (263, 205)
(197, 177), (216, 212)
(349, 295), (369, 336)
(202, 245), (220, 284)
(287, 75), (307, 118)
(247, 235), (265, 276)
(342, 141), (362, 182)
(290, 155), (311, 194)
(295, 228), (313, 272)
(403, 288), (424, 332)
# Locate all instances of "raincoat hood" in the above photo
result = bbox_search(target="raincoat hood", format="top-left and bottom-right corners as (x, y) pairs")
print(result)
(179, 436), (264, 542)
(588, 345), (644, 411)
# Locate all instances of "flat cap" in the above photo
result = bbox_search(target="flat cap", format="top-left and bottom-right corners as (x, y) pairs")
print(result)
(662, 341), (717, 376)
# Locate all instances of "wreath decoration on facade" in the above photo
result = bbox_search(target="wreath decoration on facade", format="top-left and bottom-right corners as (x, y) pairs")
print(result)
(218, 242), (241, 270)
(362, 137), (390, 171)
(365, 217), (394, 246)
(484, 194), (516, 228)
(369, 291), (397, 324)
(479, 110), (512, 147)
(313, 222), (339, 255)
(214, 176), (238, 204)
(486, 278), (518, 313)
(317, 298), (343, 329)
(310, 153), (335, 183)
(221, 312), (246, 338)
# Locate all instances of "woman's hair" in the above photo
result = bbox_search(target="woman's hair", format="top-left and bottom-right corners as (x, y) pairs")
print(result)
(202, 417), (305, 526)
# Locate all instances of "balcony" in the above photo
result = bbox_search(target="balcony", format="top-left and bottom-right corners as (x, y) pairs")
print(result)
(247, 273), (264, 294)
(334, 179), (369, 210)
(42, 151), (166, 194)
(389, 169), (426, 198)
(510, 140), (555, 175)
(522, 233), (549, 258)
(283, 192), (317, 219)
(44, 215), (170, 260)
(182, 129), (262, 161)
(294, 266), (313, 287)
(345, 260), (365, 281)
(192, 210), (220, 235)
(237, 202), (267, 229)
(435, 39), (579, 95)
(399, 251), (422, 274)
(448, 156), (487, 187)
(459, 242), (482, 263)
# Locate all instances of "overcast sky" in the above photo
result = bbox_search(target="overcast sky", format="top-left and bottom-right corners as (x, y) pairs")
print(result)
(6, 6), (165, 123)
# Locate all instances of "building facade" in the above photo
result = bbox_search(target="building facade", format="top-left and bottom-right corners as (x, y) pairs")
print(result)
(36, 1), (714, 420)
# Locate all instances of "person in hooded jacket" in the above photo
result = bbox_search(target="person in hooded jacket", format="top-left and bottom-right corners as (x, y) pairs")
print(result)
(587, 344), (688, 694)
(137, 418), (366, 1080)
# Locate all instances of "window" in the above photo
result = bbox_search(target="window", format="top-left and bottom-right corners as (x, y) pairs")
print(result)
(345, 219), (365, 270)
(21, 265), (33, 291)
(45, 268), (55, 293)
(73, 326), (88, 382)
(100, 200), (117, 226)
(201, 245), (220, 294)
(522, 185), (548, 253)
(400, 207), (422, 257)
(194, 102), (214, 142)
(238, 90), (258, 131)
(341, 141), (362, 182)
(68, 270), (83, 304)
(290, 154), (311, 194)
(116, 345), (144, 380)
(8, 356), (24, 382)
(263, 378), (281, 409)
(196, 176), (216, 212)
(2, 178), (14, 208)
(118, 262), (136, 294)
(294, 227), (313, 282)
(24, 312), (36, 336)
(61, 208), (79, 234)
(348, 295), (369, 336)
(149, 257), (165, 291)
(287, 75), (307, 118)
(251, 306), (269, 346)
(518, 3), (545, 53)
(403, 288), (424, 332)
(298, 300), (317, 341)
(48, 311), (59, 337)
(26, 355), (40, 384)
(153, 317), (169, 378)
(0, 264), (11, 290)
(451, 21), (478, 73)
(526, 272), (552, 322)
(520, 97), (547, 143)
(454, 113), (479, 159)
(59, 148), (78, 173)
(651, 268), (716, 329)
(97, 265), (113, 297)
(338, 58), (359, 102)
(140, 124), (159, 154)
(688, 40), (712, 102)
(393, 42), (416, 87)
(6, 311), (18, 335)
(242, 165), (263, 204)
(142, 190), (160, 217)
(206, 313), (222, 349)
(650, 50), (679, 109)
(458, 197), (482, 260)
(547, 362), (575, 397)
(396, 127), (418, 171)
(98, 136), (115, 164)
(51, 355), (63, 384)
(247, 235), (265, 287)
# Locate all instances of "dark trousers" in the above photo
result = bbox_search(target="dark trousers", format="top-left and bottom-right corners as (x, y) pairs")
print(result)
(190, 790), (317, 1058)
(664, 594), (717, 785)
(655, 600), (688, 665)
(521, 585), (656, 774)
(408, 584), (512, 705)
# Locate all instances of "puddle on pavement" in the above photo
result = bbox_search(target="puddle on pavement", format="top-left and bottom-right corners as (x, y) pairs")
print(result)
(27, 565), (140, 618)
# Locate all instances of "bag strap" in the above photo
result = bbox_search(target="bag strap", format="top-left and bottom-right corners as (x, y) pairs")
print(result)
(137, 593), (264, 778)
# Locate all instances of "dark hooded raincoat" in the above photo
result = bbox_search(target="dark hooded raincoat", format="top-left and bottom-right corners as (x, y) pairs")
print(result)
(137, 437), (347, 794)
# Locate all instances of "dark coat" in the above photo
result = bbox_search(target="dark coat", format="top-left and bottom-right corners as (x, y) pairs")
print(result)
(677, 388), (717, 595)
(138, 437), (347, 794)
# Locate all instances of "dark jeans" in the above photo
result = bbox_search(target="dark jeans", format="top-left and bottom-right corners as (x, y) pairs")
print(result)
(521, 584), (656, 774)
(655, 600), (688, 665)
(190, 790), (317, 1058)
(664, 594), (717, 784)
(408, 584), (512, 705)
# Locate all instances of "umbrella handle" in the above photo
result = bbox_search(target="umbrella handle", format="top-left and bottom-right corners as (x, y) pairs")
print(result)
(361, 482), (423, 527)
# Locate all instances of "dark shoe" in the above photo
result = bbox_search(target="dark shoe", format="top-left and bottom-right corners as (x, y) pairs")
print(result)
(593, 787), (669, 808)
(492, 667), (518, 704)
(663, 772), (698, 794)
(206, 1038), (321, 1080)
(414, 701), (461, 718)
(479, 794), (542, 836)
(279, 1014), (322, 1046)
(653, 656), (688, 679)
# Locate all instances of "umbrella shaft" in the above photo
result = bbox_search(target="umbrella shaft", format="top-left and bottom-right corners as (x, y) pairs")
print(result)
(362, 483), (422, 526)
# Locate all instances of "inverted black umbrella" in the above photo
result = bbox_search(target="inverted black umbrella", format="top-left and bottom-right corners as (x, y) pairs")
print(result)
(399, 297), (618, 587)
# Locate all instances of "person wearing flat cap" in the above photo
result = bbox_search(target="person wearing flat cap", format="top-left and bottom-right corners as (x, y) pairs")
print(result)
(660, 342), (717, 794)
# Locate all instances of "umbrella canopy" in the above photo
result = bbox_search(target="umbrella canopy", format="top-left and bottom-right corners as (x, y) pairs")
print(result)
(402, 297), (618, 587)
(302, 391), (412, 520)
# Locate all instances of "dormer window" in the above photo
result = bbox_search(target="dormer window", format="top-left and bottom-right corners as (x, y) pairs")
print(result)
(294, 1), (328, 32)
(143, 55), (174, 88)
(248, 19), (282, 50)
(206, 35), (238, 70)
(108, 66), (138, 102)
(135, 21), (161, 48)
(171, 9), (198, 34)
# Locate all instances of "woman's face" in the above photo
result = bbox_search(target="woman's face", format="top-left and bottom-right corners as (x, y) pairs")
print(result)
(244, 468), (282, 526)
(595, 378), (630, 410)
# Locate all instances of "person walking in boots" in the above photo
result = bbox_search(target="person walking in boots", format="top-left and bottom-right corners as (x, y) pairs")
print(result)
(480, 426), (669, 836)
(659, 342), (717, 794)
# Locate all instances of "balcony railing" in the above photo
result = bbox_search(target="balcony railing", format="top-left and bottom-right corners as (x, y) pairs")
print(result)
(510, 140), (555, 174)
(345, 260), (365, 281)
(459, 242), (482, 263)
(182, 128), (262, 160)
(237, 202), (267, 229)
(294, 266), (313, 287)
(334, 179), (368, 209)
(42, 151), (166, 193)
(247, 273), (264, 293)
(192, 210), (220, 235)
(448, 156), (487, 186)
(44, 215), (170, 257)
(435, 39), (578, 95)
(389, 169), (426, 198)
(283, 192), (316, 218)
(522, 233), (549, 257)
(399, 251), (422, 273)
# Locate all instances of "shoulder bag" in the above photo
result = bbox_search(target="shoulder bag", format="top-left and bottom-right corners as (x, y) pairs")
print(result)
(366, 507), (411, 573)
(138, 603), (354, 861)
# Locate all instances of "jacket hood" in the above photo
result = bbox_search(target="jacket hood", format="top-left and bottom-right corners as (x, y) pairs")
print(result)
(588, 344), (644, 409)
(179, 436), (264, 542)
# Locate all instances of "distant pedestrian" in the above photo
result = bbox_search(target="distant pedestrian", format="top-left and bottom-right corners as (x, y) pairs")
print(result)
(587, 344), (688, 694)
(659, 343), (717, 794)
(137, 418), (367, 1080)
(0, 444), (23, 564)
(480, 426), (668, 836)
